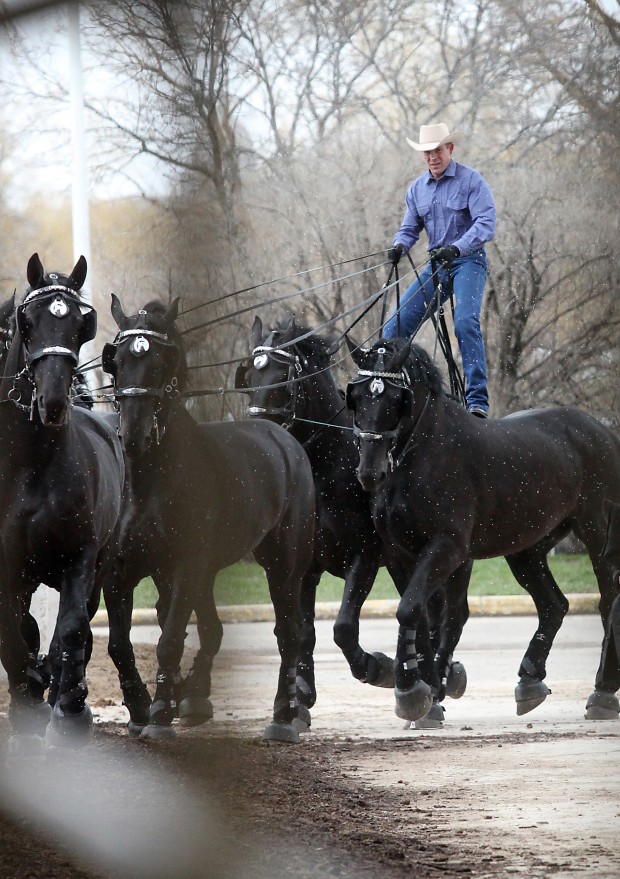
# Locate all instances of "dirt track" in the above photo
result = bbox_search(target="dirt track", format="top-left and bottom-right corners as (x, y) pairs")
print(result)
(1, 615), (619, 879)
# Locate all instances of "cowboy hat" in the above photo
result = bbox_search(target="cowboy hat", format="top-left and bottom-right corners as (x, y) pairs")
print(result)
(406, 122), (465, 151)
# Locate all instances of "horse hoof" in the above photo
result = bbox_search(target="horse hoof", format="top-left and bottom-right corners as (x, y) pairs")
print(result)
(178, 697), (214, 727)
(127, 720), (147, 738)
(515, 679), (551, 716)
(45, 703), (93, 749)
(6, 734), (46, 763)
(445, 661), (467, 699)
(140, 723), (178, 742)
(366, 652), (396, 688)
(584, 691), (620, 720)
(293, 705), (312, 732)
(405, 701), (445, 730)
(262, 721), (300, 744)
(394, 680), (433, 721)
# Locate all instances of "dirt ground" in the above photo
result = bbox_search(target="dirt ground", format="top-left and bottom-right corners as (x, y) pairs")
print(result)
(1, 621), (619, 879)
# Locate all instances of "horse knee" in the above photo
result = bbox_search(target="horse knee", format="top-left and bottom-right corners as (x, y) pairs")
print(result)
(333, 619), (357, 653)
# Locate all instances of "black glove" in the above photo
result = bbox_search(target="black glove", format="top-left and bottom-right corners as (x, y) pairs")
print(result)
(431, 245), (460, 264)
(387, 243), (406, 265)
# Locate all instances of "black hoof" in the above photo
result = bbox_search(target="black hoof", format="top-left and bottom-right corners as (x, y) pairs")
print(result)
(292, 705), (312, 732)
(262, 721), (300, 744)
(365, 652), (396, 688)
(445, 661), (467, 699)
(140, 723), (178, 742)
(127, 720), (147, 738)
(45, 702), (93, 749)
(394, 680), (433, 721)
(178, 696), (214, 728)
(515, 679), (551, 715)
(584, 690), (620, 720)
(405, 701), (445, 730)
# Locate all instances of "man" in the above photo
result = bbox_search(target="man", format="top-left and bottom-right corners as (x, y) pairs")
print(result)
(384, 122), (496, 417)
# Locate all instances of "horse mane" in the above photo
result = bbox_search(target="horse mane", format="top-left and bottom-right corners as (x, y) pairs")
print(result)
(368, 337), (446, 397)
(268, 317), (337, 369)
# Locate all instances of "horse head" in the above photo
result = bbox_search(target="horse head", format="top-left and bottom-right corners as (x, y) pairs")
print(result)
(236, 315), (336, 430)
(345, 337), (443, 493)
(102, 293), (185, 457)
(11, 253), (95, 427)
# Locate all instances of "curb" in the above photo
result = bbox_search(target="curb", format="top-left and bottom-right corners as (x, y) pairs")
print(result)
(91, 593), (599, 627)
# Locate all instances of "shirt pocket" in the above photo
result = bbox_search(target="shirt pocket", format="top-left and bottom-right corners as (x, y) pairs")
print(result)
(445, 191), (469, 214)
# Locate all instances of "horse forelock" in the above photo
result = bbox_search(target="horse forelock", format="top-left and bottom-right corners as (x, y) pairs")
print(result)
(24, 271), (86, 302)
(365, 339), (445, 395)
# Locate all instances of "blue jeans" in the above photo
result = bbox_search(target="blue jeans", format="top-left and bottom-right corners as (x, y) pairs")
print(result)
(383, 250), (489, 411)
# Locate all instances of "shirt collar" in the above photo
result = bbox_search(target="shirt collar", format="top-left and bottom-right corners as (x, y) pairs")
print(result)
(425, 159), (457, 184)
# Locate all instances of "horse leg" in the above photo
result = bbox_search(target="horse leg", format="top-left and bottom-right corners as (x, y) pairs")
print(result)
(505, 548), (569, 715)
(0, 589), (51, 755)
(332, 555), (392, 687)
(103, 569), (152, 736)
(393, 540), (466, 721)
(141, 573), (194, 741)
(586, 594), (620, 719)
(46, 556), (98, 748)
(585, 548), (620, 719)
(255, 536), (307, 744)
(433, 561), (471, 701)
(178, 578), (222, 728)
(294, 562), (322, 730)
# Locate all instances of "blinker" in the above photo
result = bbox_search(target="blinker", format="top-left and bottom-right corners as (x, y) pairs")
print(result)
(254, 353), (268, 369)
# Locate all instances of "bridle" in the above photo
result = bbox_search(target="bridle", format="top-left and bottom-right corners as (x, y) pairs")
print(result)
(18, 284), (96, 368)
(245, 343), (303, 428)
(104, 325), (182, 444)
(7, 284), (97, 418)
(347, 346), (428, 472)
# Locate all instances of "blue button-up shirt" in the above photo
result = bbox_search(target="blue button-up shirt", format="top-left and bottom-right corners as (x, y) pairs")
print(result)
(393, 160), (496, 257)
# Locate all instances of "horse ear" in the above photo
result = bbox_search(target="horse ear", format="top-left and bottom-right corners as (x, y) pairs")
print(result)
(234, 363), (248, 391)
(27, 253), (44, 289)
(391, 338), (412, 371)
(251, 315), (263, 349)
(69, 255), (87, 291)
(344, 334), (364, 367)
(110, 293), (127, 328)
(165, 297), (180, 325)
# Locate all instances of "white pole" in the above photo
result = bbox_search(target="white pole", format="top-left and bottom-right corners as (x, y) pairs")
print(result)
(68, 0), (91, 297)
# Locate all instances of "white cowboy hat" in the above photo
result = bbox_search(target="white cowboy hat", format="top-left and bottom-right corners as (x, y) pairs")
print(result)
(406, 122), (465, 151)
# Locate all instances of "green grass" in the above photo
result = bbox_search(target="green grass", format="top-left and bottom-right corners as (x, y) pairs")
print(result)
(131, 553), (597, 608)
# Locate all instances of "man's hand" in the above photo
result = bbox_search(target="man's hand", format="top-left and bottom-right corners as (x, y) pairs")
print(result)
(387, 243), (406, 265)
(431, 245), (460, 264)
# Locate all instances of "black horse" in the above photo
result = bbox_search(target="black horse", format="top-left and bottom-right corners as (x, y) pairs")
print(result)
(345, 337), (620, 722)
(0, 254), (125, 754)
(101, 296), (316, 743)
(236, 316), (469, 729)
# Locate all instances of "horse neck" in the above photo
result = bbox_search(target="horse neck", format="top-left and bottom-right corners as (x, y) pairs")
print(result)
(291, 363), (348, 442)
